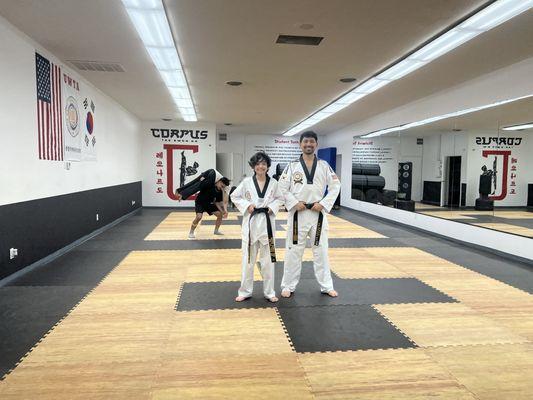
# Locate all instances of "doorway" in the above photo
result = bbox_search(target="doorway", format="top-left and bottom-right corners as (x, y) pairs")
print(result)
(446, 156), (462, 207)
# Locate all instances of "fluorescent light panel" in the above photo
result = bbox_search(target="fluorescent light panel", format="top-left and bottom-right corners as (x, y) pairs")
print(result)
(123, 0), (197, 121)
(360, 93), (533, 138)
(502, 122), (533, 131)
(283, 0), (533, 136)
(146, 47), (181, 70)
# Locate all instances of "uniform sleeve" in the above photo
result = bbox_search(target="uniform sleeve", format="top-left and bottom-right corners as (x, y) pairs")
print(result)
(199, 169), (216, 189)
(230, 180), (251, 215)
(319, 162), (341, 213)
(278, 164), (299, 211)
(267, 180), (284, 216)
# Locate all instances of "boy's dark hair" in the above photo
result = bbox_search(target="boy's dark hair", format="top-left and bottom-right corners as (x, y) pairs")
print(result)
(220, 177), (230, 186)
(248, 151), (272, 169)
(300, 130), (318, 142)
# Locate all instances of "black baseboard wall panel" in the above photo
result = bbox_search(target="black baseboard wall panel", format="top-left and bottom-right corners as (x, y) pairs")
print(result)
(0, 181), (142, 280)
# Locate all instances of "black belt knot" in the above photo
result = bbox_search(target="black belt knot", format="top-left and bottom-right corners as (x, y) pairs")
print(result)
(292, 203), (324, 246)
(248, 207), (276, 263)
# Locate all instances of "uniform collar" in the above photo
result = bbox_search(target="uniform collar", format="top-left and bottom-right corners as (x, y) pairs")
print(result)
(252, 174), (270, 198)
(299, 154), (317, 184)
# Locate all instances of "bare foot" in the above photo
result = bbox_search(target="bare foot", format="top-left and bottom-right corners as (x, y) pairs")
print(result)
(281, 289), (292, 298)
(235, 296), (249, 302)
(326, 290), (338, 297)
(175, 192), (182, 201)
(267, 296), (279, 303)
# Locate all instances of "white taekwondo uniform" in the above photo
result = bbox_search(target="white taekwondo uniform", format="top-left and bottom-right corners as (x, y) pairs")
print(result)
(231, 175), (284, 299)
(278, 155), (341, 293)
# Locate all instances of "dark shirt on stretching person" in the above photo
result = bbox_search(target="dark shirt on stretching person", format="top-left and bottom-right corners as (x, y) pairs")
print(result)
(174, 169), (230, 238)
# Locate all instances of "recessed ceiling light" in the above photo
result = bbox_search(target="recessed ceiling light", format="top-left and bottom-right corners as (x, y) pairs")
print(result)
(339, 77), (357, 83)
(502, 122), (533, 131)
(299, 23), (314, 30)
(226, 81), (243, 86)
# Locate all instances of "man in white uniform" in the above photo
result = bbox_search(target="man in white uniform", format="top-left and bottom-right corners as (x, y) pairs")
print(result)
(278, 131), (341, 298)
(231, 152), (284, 302)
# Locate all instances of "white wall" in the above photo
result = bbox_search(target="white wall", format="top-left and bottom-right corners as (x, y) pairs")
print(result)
(421, 134), (442, 184)
(0, 15), (142, 206)
(217, 131), (245, 155)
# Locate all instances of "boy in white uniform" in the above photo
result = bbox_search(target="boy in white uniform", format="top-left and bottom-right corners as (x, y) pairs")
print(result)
(278, 131), (341, 298)
(231, 152), (284, 302)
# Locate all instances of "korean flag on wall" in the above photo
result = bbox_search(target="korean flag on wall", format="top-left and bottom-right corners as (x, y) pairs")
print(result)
(81, 94), (97, 161)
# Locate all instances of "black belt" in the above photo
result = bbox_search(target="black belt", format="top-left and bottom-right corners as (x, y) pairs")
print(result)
(292, 203), (324, 246)
(248, 207), (276, 263)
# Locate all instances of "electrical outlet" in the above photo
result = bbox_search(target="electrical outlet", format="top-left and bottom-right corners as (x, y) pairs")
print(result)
(96, 213), (99, 221)
(10, 248), (18, 260)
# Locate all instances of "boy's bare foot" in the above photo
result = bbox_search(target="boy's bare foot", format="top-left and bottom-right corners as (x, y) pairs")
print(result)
(281, 289), (292, 298)
(266, 296), (279, 303)
(325, 290), (338, 297)
(235, 296), (249, 302)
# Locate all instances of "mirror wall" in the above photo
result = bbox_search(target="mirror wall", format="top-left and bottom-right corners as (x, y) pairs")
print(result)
(352, 96), (533, 238)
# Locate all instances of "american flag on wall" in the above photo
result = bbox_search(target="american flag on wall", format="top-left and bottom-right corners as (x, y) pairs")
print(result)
(36, 52), (63, 160)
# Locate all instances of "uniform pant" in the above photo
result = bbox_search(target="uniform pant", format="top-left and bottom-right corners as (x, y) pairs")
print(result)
(238, 241), (276, 299)
(281, 210), (334, 293)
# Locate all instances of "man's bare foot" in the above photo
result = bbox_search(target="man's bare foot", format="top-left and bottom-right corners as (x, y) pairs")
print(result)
(235, 296), (249, 302)
(266, 296), (279, 303)
(325, 290), (338, 297)
(281, 289), (292, 298)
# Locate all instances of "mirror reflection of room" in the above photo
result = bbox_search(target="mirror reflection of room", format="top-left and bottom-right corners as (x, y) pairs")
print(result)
(352, 95), (533, 238)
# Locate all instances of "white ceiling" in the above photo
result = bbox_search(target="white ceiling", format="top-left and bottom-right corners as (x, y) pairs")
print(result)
(1, 0), (533, 136)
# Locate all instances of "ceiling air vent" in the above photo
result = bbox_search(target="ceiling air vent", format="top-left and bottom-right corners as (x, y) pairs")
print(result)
(219, 133), (227, 141)
(276, 35), (323, 46)
(68, 60), (126, 72)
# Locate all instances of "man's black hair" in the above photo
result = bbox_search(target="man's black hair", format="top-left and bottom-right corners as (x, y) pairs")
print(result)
(220, 177), (230, 186)
(300, 130), (318, 143)
(248, 151), (272, 169)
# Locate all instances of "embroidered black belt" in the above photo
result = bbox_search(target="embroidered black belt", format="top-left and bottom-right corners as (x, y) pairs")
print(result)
(292, 203), (324, 246)
(248, 207), (276, 263)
